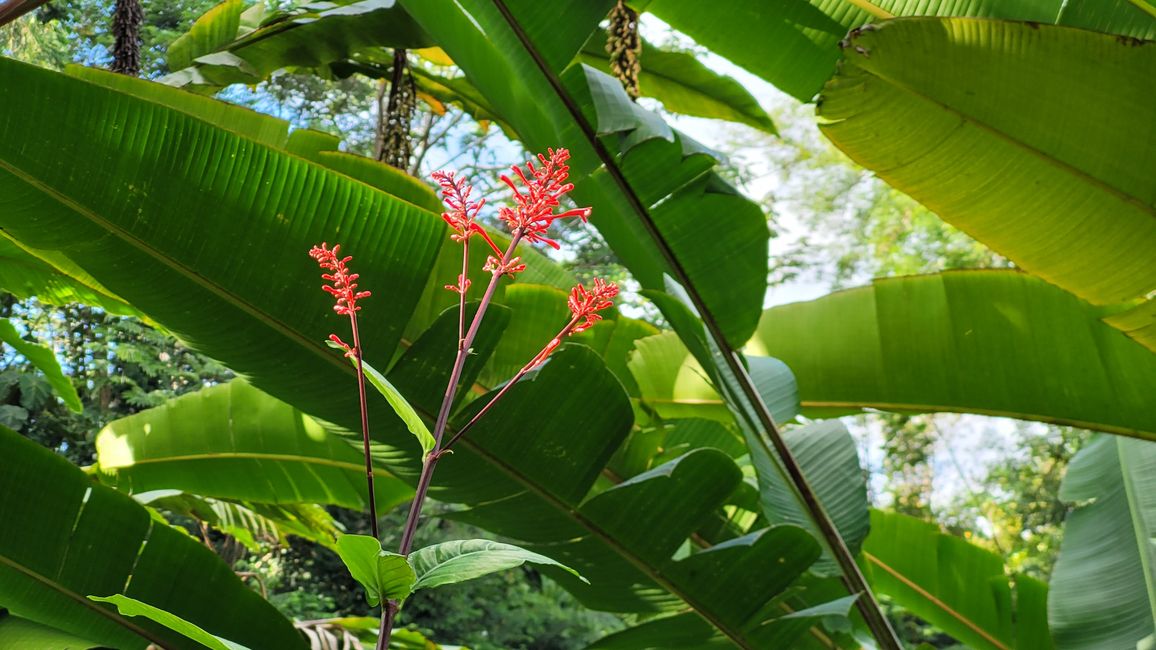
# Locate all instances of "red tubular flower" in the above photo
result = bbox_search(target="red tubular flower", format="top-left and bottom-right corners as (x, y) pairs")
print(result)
(498, 148), (591, 249)
(432, 169), (502, 256)
(309, 243), (371, 315)
(568, 278), (620, 334)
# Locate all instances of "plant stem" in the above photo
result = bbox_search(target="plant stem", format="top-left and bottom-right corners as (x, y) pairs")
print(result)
(376, 230), (524, 650)
(441, 315), (579, 453)
(349, 311), (379, 540)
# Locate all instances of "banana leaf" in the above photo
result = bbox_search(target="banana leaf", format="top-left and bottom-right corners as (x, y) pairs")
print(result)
(0, 425), (304, 649)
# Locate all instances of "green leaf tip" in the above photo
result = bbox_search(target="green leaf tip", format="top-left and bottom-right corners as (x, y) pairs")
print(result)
(327, 339), (436, 456)
(409, 539), (587, 591)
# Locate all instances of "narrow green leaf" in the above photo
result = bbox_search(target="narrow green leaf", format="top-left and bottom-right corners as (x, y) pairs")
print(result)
(335, 534), (416, 606)
(87, 595), (249, 650)
(409, 539), (586, 591)
(0, 318), (81, 412)
(328, 340), (436, 456)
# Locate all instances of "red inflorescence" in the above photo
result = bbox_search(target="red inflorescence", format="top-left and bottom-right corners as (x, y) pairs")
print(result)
(309, 243), (371, 315)
(498, 148), (591, 249)
(568, 278), (619, 334)
(432, 170), (502, 256)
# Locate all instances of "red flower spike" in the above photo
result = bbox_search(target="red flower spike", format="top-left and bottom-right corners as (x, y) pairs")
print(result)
(498, 148), (592, 248)
(432, 170), (503, 256)
(309, 243), (371, 315)
(568, 278), (619, 334)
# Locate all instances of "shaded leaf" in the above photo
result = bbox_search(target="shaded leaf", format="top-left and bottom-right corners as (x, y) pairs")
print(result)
(0, 425), (304, 649)
(409, 539), (585, 591)
(1049, 435), (1156, 649)
(0, 318), (81, 412)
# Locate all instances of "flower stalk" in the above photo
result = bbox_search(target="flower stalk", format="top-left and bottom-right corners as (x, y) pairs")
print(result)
(375, 149), (611, 648)
(309, 244), (379, 539)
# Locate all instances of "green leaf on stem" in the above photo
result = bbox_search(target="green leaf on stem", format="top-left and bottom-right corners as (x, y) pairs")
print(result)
(335, 534), (417, 607)
(327, 340), (436, 456)
(86, 595), (249, 650)
(409, 539), (587, 591)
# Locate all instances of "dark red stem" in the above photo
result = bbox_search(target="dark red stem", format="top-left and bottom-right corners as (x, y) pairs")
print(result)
(349, 311), (379, 540)
(441, 315), (580, 453)
(376, 230), (524, 649)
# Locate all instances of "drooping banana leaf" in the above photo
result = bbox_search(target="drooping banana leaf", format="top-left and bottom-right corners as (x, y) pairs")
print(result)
(0, 318), (81, 412)
(0, 236), (139, 316)
(638, 0), (1156, 102)
(863, 509), (1053, 650)
(94, 379), (413, 513)
(1048, 435), (1156, 649)
(749, 271), (1156, 439)
(0, 59), (830, 645)
(818, 18), (1156, 307)
(0, 425), (305, 650)
(576, 31), (775, 134)
(1105, 298), (1156, 354)
(162, 0), (432, 89)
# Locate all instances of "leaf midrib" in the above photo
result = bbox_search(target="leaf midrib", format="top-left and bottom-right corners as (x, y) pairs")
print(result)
(863, 550), (1009, 650)
(1116, 439), (1156, 627)
(0, 551), (164, 647)
(458, 437), (755, 649)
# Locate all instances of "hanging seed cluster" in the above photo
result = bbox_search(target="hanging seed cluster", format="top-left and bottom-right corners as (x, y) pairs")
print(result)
(606, 1), (641, 100)
(380, 49), (417, 171)
(110, 0), (143, 76)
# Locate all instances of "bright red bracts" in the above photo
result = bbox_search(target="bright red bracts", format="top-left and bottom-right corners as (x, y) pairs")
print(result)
(497, 148), (591, 249)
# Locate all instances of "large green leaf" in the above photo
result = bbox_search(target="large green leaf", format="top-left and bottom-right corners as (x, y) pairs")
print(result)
(0, 56), (446, 478)
(1049, 435), (1156, 649)
(864, 510), (1053, 650)
(577, 32), (775, 134)
(640, 0), (1156, 101)
(0, 236), (139, 316)
(0, 425), (304, 650)
(628, 330), (799, 424)
(0, 318), (81, 412)
(163, 0), (432, 89)
(0, 610), (102, 650)
(0, 58), (830, 645)
(94, 379), (413, 512)
(400, 0), (768, 350)
(757, 420), (869, 576)
(750, 271), (1156, 439)
(408, 539), (584, 591)
(819, 18), (1156, 306)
